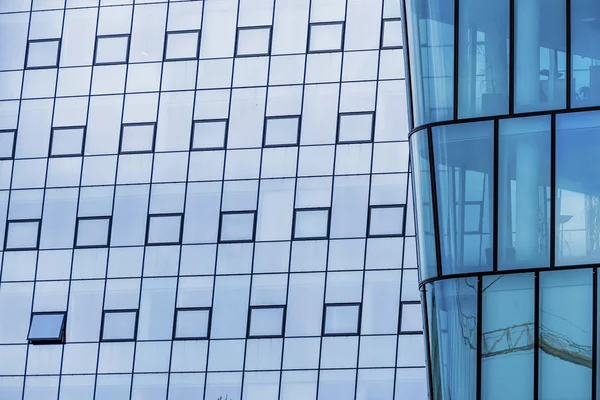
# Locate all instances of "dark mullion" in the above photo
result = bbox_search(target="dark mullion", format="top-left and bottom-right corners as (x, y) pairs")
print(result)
(427, 127), (443, 278)
(420, 287), (435, 400)
(452, 0), (459, 121)
(593, 267), (598, 399)
(533, 271), (540, 400)
(550, 114), (556, 268)
(400, 0), (415, 129)
(492, 119), (499, 272)
(476, 276), (483, 400)
(508, 0), (515, 115)
(565, 0), (571, 110)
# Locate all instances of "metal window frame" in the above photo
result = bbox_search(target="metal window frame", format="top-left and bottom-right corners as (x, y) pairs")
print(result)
(100, 309), (139, 342)
(322, 302), (362, 337)
(247, 304), (286, 339)
(380, 17), (403, 50)
(190, 118), (229, 151)
(27, 311), (66, 344)
(93, 33), (131, 66)
(292, 207), (332, 240)
(118, 122), (157, 154)
(145, 212), (184, 246)
(172, 307), (212, 340)
(74, 215), (112, 249)
(367, 203), (407, 238)
(4, 218), (42, 251)
(218, 210), (257, 244)
(49, 126), (86, 158)
(24, 38), (61, 70)
(307, 21), (346, 54)
(234, 25), (273, 57)
(263, 115), (301, 148)
(336, 111), (376, 144)
(0, 129), (17, 160)
(163, 29), (202, 62)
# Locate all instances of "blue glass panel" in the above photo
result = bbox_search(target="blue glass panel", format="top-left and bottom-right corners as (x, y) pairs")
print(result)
(432, 121), (494, 275)
(405, 0), (455, 125)
(410, 129), (438, 280)
(514, 0), (566, 113)
(555, 111), (600, 266)
(426, 277), (477, 400)
(571, 0), (600, 108)
(458, 0), (510, 118)
(498, 116), (551, 270)
(539, 269), (592, 400)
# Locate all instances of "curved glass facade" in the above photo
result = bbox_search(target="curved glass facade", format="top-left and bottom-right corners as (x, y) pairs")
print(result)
(404, 0), (600, 397)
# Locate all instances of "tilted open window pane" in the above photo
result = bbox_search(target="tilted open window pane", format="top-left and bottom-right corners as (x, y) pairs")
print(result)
(381, 19), (403, 49)
(368, 205), (405, 237)
(26, 39), (60, 69)
(101, 310), (138, 341)
(309, 22), (344, 53)
(174, 308), (210, 340)
(338, 113), (375, 143)
(400, 302), (422, 333)
(76, 217), (111, 248)
(165, 31), (200, 61)
(294, 208), (330, 239)
(5, 220), (41, 250)
(191, 120), (227, 150)
(147, 214), (183, 245)
(219, 212), (256, 243)
(120, 123), (156, 154)
(236, 26), (272, 56)
(95, 35), (130, 65)
(264, 116), (300, 147)
(28, 312), (66, 343)
(248, 306), (285, 338)
(50, 127), (85, 157)
(0, 130), (15, 159)
(323, 304), (360, 335)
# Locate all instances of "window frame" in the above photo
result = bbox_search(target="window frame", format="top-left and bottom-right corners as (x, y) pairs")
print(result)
(322, 303), (362, 337)
(94, 34), (131, 66)
(119, 122), (157, 154)
(190, 119), (229, 151)
(0, 129), (16, 160)
(247, 305), (286, 339)
(292, 207), (331, 240)
(263, 115), (301, 148)
(307, 21), (345, 54)
(145, 213), (184, 246)
(100, 309), (139, 342)
(28, 311), (66, 345)
(399, 301), (423, 334)
(218, 210), (257, 244)
(4, 219), (42, 251)
(25, 38), (61, 70)
(380, 18), (403, 50)
(172, 307), (212, 340)
(49, 126), (86, 157)
(75, 216), (112, 249)
(367, 204), (407, 238)
(337, 111), (376, 144)
(235, 25), (273, 57)
(164, 30), (201, 61)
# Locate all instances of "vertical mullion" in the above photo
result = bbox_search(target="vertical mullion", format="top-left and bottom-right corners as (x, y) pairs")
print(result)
(508, 0), (515, 116)
(453, 0), (459, 121)
(533, 271), (540, 400)
(565, 0), (571, 110)
(421, 286), (435, 400)
(476, 276), (483, 400)
(492, 119), (499, 272)
(426, 127), (442, 278)
(550, 114), (556, 268)
(593, 267), (598, 399)
(400, 0), (414, 130)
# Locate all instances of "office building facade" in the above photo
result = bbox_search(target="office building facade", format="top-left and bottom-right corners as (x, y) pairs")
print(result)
(404, 0), (600, 398)
(0, 0), (425, 399)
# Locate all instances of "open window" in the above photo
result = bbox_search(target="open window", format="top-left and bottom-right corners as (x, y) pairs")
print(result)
(75, 216), (111, 248)
(50, 126), (85, 157)
(399, 302), (423, 333)
(26, 39), (60, 69)
(28, 312), (66, 344)
(337, 112), (375, 143)
(4, 219), (41, 250)
(95, 34), (130, 65)
(101, 310), (138, 342)
(381, 18), (403, 49)
(293, 208), (330, 240)
(119, 123), (156, 154)
(263, 116), (300, 147)
(0, 130), (16, 160)
(191, 119), (228, 150)
(236, 26), (272, 57)
(323, 303), (361, 336)
(219, 211), (256, 243)
(308, 22), (344, 53)
(173, 308), (211, 340)
(146, 213), (183, 245)
(368, 205), (406, 237)
(164, 30), (201, 61)
(248, 305), (285, 338)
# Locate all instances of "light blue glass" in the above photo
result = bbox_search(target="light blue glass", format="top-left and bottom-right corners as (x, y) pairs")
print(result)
(571, 0), (600, 108)
(426, 277), (477, 400)
(405, 0), (454, 125)
(539, 269), (592, 400)
(458, 0), (510, 118)
(410, 129), (438, 280)
(481, 273), (534, 399)
(514, 0), (566, 113)
(498, 116), (551, 270)
(432, 121), (494, 275)
(555, 111), (600, 266)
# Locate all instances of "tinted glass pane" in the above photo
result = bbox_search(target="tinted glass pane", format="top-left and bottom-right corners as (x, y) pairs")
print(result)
(28, 313), (65, 341)
(571, 0), (600, 108)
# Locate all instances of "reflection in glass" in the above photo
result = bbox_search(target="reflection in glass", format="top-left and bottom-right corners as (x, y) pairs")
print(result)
(514, 0), (566, 113)
(426, 277), (477, 400)
(571, 0), (600, 108)
(539, 269), (592, 400)
(405, 0), (454, 124)
(410, 129), (438, 280)
(432, 121), (494, 275)
(555, 111), (600, 266)
(458, 0), (509, 118)
(498, 116), (550, 270)
(481, 273), (534, 399)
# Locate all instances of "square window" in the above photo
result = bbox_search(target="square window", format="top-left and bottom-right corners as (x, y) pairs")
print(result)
(174, 308), (211, 340)
(263, 116), (300, 147)
(337, 112), (375, 143)
(26, 39), (60, 69)
(28, 312), (66, 344)
(248, 306), (285, 338)
(368, 205), (405, 237)
(76, 217), (111, 248)
(165, 31), (200, 61)
(308, 22), (344, 53)
(219, 211), (256, 243)
(293, 208), (330, 240)
(120, 123), (156, 154)
(236, 26), (272, 57)
(146, 214), (183, 245)
(381, 18), (403, 49)
(400, 302), (423, 333)
(50, 127), (85, 157)
(323, 304), (360, 336)
(0, 130), (15, 159)
(95, 35), (130, 65)
(5, 219), (41, 250)
(191, 119), (228, 150)
(101, 310), (138, 342)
